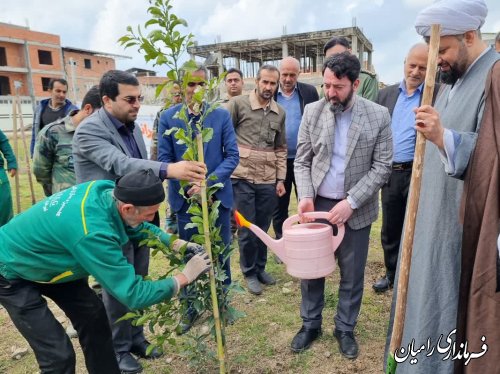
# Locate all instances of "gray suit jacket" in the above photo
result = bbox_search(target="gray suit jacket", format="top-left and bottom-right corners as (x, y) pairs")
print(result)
(73, 108), (162, 183)
(294, 97), (393, 230)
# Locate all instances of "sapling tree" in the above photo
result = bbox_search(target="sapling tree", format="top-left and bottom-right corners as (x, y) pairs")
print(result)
(118, 0), (243, 372)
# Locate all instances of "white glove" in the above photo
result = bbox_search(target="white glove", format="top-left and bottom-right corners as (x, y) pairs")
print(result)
(181, 252), (211, 283)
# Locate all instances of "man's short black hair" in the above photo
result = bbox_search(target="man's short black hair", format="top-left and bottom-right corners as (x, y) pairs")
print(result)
(323, 36), (351, 55)
(225, 68), (243, 80)
(48, 78), (68, 90)
(322, 52), (360, 83)
(257, 64), (280, 80)
(99, 70), (139, 101)
(81, 85), (102, 109)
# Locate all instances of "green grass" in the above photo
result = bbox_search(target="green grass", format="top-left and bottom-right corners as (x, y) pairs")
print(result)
(1, 134), (392, 373)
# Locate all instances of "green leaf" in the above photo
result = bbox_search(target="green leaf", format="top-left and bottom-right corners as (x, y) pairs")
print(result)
(116, 312), (139, 322)
(167, 70), (178, 82)
(164, 127), (178, 136)
(187, 204), (202, 215)
(202, 128), (214, 143)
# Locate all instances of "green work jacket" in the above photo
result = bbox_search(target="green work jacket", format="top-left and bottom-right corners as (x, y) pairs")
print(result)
(0, 180), (176, 310)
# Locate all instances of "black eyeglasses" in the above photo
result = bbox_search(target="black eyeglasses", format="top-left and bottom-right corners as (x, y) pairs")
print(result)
(187, 82), (206, 88)
(120, 95), (144, 104)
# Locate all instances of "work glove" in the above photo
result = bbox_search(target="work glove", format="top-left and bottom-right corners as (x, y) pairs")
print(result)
(182, 252), (212, 283)
(171, 239), (205, 260)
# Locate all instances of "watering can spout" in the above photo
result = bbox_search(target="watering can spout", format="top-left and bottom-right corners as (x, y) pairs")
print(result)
(234, 211), (287, 263)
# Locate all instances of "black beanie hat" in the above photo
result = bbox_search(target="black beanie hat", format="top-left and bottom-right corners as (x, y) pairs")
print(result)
(114, 169), (165, 206)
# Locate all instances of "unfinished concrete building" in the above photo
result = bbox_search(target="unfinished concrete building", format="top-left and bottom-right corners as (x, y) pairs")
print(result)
(187, 26), (374, 79)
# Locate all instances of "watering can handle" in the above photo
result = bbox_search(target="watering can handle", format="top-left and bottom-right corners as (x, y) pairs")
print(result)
(283, 211), (334, 231)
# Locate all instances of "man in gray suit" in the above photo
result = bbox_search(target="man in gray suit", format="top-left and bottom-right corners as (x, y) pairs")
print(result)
(73, 70), (206, 374)
(292, 53), (392, 358)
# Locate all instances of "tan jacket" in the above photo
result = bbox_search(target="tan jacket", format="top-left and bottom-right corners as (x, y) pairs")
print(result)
(229, 90), (287, 184)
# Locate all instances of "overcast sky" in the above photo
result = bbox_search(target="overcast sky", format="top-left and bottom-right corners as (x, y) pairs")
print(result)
(2, 0), (499, 85)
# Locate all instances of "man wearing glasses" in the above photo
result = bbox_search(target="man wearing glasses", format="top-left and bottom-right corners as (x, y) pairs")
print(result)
(72, 70), (206, 374)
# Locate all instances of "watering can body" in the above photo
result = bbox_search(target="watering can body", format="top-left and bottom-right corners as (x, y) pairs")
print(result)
(234, 211), (345, 279)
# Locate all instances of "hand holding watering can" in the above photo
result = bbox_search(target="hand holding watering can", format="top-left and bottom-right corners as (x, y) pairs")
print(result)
(298, 197), (353, 226)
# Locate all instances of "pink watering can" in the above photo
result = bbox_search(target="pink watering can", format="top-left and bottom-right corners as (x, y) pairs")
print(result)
(234, 211), (345, 279)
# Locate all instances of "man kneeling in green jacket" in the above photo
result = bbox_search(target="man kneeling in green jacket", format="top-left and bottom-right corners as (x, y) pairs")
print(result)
(0, 169), (210, 374)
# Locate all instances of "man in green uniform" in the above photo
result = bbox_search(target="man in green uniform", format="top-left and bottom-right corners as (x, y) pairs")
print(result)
(33, 86), (102, 197)
(0, 169), (211, 374)
(0, 129), (17, 226)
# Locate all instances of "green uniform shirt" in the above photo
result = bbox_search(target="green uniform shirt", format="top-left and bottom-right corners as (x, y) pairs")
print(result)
(357, 70), (379, 102)
(33, 111), (78, 196)
(0, 129), (17, 226)
(0, 180), (176, 310)
(0, 129), (17, 174)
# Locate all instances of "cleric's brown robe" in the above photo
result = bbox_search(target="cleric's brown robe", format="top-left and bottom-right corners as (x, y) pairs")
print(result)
(455, 60), (500, 374)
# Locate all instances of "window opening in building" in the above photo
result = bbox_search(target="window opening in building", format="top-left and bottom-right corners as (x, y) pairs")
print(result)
(0, 76), (11, 95)
(0, 47), (7, 66)
(38, 50), (53, 65)
(41, 77), (51, 91)
(84, 58), (92, 69)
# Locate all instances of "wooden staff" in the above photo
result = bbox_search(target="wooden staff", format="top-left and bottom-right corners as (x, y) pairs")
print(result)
(15, 96), (36, 205)
(11, 96), (21, 214)
(196, 133), (226, 374)
(386, 24), (441, 374)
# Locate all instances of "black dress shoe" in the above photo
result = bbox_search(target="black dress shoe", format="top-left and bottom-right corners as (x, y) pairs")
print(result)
(131, 340), (163, 359)
(372, 276), (393, 293)
(116, 352), (142, 374)
(334, 329), (359, 359)
(257, 271), (276, 285)
(291, 326), (322, 353)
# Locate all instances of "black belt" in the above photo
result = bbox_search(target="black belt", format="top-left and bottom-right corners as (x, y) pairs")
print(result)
(392, 161), (413, 171)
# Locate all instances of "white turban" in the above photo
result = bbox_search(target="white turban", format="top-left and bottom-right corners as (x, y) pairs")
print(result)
(415, 0), (488, 36)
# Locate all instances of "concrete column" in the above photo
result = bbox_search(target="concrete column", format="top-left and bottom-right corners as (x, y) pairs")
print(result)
(367, 51), (373, 72)
(217, 50), (224, 76)
(317, 46), (322, 72)
(358, 44), (365, 70)
(235, 57), (240, 70)
(351, 36), (358, 57)
(23, 41), (36, 114)
(282, 41), (288, 57)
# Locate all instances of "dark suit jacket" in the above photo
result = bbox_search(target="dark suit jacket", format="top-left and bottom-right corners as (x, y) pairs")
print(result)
(376, 81), (441, 115)
(274, 81), (319, 114)
(157, 104), (239, 211)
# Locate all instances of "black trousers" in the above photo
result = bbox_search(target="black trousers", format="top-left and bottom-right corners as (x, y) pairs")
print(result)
(300, 196), (371, 331)
(272, 158), (297, 239)
(0, 276), (119, 374)
(102, 241), (149, 354)
(380, 169), (411, 282)
(232, 179), (277, 277)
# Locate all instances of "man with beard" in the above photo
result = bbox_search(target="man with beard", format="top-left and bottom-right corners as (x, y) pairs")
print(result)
(385, 0), (499, 373)
(72, 70), (206, 374)
(229, 64), (287, 295)
(292, 52), (392, 358)
(272, 57), (319, 245)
